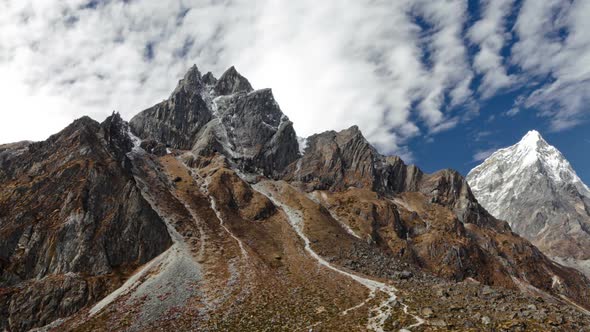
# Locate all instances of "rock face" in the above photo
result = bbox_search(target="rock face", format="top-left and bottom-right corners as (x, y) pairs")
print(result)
(3, 66), (590, 331)
(213, 65), (253, 96)
(285, 126), (590, 304)
(130, 65), (299, 178)
(0, 113), (172, 331)
(467, 130), (590, 276)
(130, 65), (213, 150)
(286, 126), (496, 227)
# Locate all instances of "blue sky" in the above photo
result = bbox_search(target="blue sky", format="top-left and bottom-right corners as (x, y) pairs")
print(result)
(409, 90), (590, 184)
(404, 0), (590, 182)
(0, 0), (589, 183)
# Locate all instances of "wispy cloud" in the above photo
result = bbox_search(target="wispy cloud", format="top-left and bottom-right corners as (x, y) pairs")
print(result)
(473, 130), (493, 142)
(0, 0), (588, 159)
(504, 107), (520, 117)
(467, 0), (516, 98)
(0, 0), (479, 157)
(511, 0), (590, 130)
(472, 148), (497, 162)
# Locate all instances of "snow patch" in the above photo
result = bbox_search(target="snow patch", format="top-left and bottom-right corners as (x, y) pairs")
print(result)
(297, 136), (308, 155)
(128, 128), (143, 152)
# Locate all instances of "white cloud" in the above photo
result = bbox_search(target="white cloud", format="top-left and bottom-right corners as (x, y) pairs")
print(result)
(511, 0), (590, 130)
(0, 0), (479, 156)
(473, 148), (497, 162)
(467, 0), (515, 98)
(412, 0), (474, 129)
(504, 108), (519, 117)
(0, 0), (588, 156)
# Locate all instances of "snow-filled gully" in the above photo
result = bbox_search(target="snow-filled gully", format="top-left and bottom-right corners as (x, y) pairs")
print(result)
(252, 183), (424, 332)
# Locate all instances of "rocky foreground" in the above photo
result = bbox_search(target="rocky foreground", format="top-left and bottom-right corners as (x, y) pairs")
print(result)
(1, 65), (590, 331)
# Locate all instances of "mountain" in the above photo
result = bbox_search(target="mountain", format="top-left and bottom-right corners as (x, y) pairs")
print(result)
(2, 68), (590, 331)
(0, 115), (172, 331)
(467, 130), (590, 277)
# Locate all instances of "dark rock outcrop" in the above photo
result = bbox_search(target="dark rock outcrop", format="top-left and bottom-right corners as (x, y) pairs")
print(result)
(212, 88), (299, 177)
(0, 113), (172, 331)
(130, 66), (213, 150)
(286, 126), (379, 190)
(131, 65), (300, 178)
(213, 65), (253, 96)
(0, 141), (32, 182)
(285, 126), (496, 227)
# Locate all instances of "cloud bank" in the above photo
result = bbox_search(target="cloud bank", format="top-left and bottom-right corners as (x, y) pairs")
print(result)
(0, 0), (589, 159)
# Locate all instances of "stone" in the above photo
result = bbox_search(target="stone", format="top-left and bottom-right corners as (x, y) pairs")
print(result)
(436, 288), (450, 298)
(395, 271), (413, 280)
(481, 285), (496, 296)
(430, 319), (447, 327)
(421, 307), (434, 318)
(0, 114), (172, 331)
(213, 66), (253, 96)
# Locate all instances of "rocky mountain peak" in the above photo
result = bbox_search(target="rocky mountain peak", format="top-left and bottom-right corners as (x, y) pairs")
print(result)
(468, 130), (590, 275)
(99, 112), (133, 160)
(470, 130), (590, 198)
(131, 65), (299, 177)
(202, 71), (217, 86)
(213, 65), (253, 96)
(513, 130), (551, 160)
(170, 64), (204, 97)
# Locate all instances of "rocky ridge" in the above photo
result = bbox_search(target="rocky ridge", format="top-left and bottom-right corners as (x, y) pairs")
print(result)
(0, 114), (171, 331)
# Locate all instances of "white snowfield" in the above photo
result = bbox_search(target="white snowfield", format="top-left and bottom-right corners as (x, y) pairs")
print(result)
(468, 130), (590, 219)
(252, 182), (424, 332)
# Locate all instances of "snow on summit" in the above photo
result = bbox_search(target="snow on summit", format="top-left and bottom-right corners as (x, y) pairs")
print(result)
(467, 130), (590, 277)
(469, 130), (590, 201)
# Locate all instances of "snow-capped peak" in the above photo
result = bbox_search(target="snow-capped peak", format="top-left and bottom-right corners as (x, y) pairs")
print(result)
(518, 129), (543, 146)
(468, 131), (590, 276)
(468, 130), (590, 219)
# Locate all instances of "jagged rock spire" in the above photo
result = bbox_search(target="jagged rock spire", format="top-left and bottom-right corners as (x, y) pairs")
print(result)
(130, 65), (299, 177)
(202, 71), (217, 86)
(170, 64), (204, 97)
(213, 66), (253, 96)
